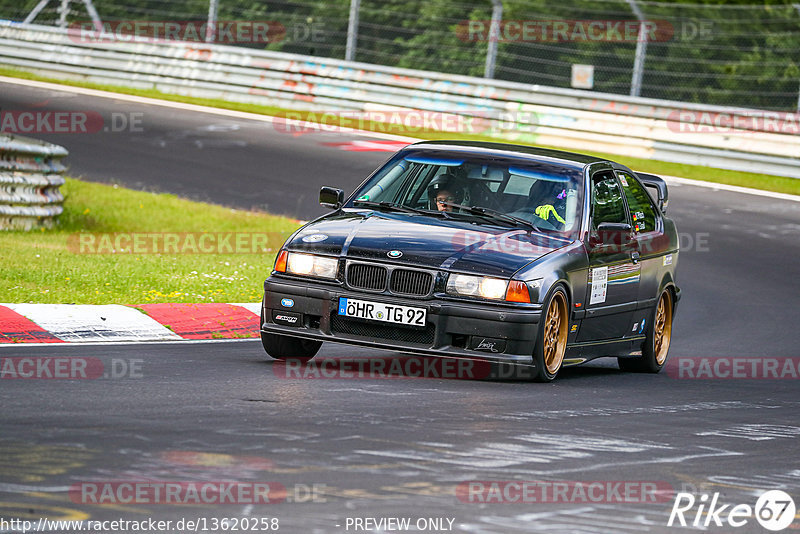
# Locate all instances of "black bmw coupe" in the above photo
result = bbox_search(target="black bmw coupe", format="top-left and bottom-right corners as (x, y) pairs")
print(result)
(260, 141), (680, 381)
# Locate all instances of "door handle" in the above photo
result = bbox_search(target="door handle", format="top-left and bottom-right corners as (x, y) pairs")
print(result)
(631, 251), (640, 264)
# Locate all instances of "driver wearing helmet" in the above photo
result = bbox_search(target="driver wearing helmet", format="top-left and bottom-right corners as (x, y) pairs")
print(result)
(427, 171), (463, 212)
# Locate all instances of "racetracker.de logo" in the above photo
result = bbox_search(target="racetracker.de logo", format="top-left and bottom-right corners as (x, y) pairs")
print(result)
(450, 229), (555, 256)
(271, 110), (498, 136)
(666, 357), (800, 379)
(275, 357), (487, 380)
(68, 232), (288, 254)
(456, 480), (675, 503)
(272, 357), (541, 381)
(456, 19), (674, 42)
(0, 109), (143, 134)
(69, 482), (286, 504)
(68, 20), (286, 44)
(666, 110), (800, 135)
(0, 357), (142, 379)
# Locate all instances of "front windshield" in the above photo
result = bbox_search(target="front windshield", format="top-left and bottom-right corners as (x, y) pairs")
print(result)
(348, 150), (584, 236)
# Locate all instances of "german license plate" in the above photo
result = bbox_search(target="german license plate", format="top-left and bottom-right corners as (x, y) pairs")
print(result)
(338, 297), (426, 327)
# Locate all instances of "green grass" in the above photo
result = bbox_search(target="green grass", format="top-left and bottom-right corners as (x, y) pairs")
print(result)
(0, 178), (300, 304)
(2, 66), (798, 196)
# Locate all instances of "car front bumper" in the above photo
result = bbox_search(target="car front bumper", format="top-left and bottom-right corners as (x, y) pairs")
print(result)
(261, 276), (542, 364)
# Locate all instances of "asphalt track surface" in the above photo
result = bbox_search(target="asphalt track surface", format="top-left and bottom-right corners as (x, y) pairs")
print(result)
(2, 80), (800, 533)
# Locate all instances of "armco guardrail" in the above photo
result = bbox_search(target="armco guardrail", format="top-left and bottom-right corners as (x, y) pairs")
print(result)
(0, 134), (67, 230)
(0, 22), (798, 178)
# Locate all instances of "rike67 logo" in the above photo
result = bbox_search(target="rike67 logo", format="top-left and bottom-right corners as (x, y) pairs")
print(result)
(668, 490), (796, 531)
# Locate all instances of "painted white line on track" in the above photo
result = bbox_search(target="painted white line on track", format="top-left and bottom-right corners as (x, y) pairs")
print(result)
(1, 77), (797, 202)
(661, 174), (800, 203)
(0, 337), (260, 348)
(7, 303), (181, 342)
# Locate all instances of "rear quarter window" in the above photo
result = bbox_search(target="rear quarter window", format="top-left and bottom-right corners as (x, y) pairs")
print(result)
(618, 172), (657, 234)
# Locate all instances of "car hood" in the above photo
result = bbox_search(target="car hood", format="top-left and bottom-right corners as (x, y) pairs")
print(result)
(287, 210), (567, 278)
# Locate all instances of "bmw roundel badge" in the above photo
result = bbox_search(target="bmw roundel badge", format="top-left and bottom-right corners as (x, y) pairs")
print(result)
(302, 233), (328, 243)
(387, 250), (403, 259)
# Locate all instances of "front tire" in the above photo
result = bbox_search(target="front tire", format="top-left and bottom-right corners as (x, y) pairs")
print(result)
(532, 286), (569, 382)
(260, 331), (322, 361)
(259, 296), (322, 361)
(618, 288), (673, 373)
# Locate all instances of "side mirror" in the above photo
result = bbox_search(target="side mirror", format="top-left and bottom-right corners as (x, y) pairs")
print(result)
(319, 186), (344, 210)
(635, 172), (669, 214)
(596, 222), (634, 247)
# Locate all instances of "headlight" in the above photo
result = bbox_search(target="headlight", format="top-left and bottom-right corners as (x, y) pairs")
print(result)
(279, 252), (338, 279)
(447, 274), (508, 300)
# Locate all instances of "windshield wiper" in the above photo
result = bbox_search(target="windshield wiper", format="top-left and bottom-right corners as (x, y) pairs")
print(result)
(352, 200), (428, 215)
(444, 203), (540, 231)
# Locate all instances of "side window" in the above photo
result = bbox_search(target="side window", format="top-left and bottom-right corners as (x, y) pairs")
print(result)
(617, 172), (657, 233)
(401, 165), (439, 207)
(591, 172), (627, 230)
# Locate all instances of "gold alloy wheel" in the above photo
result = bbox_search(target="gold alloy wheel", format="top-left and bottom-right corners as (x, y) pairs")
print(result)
(543, 291), (568, 375)
(653, 291), (673, 365)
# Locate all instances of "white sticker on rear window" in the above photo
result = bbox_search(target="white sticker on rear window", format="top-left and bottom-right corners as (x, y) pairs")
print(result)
(590, 266), (608, 305)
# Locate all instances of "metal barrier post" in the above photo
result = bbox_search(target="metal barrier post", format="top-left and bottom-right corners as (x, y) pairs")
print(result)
(626, 0), (647, 98)
(484, 0), (503, 79)
(206, 0), (219, 43)
(345, 0), (360, 62)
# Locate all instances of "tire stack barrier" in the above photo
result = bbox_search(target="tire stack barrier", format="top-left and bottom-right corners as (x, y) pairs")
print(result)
(0, 134), (67, 230)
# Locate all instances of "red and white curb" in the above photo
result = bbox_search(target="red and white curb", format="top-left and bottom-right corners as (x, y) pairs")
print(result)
(0, 303), (262, 344)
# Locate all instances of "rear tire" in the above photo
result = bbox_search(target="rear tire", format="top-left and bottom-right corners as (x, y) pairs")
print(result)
(618, 289), (673, 373)
(532, 286), (569, 382)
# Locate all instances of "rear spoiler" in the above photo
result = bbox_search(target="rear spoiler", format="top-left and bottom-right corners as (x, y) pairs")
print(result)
(635, 172), (668, 214)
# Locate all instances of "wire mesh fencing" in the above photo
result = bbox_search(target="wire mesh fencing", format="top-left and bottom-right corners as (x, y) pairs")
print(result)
(2, 0), (799, 111)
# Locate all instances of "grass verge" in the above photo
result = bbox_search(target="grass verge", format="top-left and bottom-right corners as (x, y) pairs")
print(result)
(0, 178), (300, 304)
(2, 66), (798, 196)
